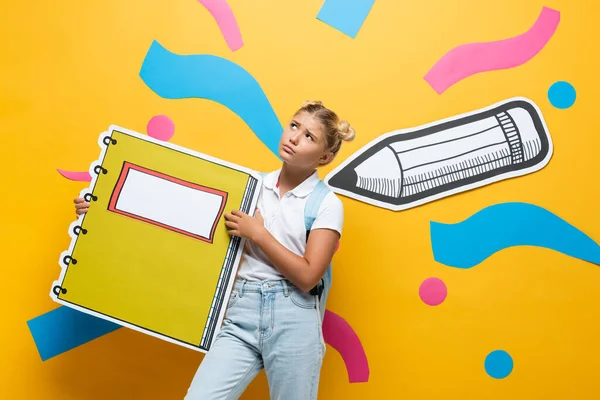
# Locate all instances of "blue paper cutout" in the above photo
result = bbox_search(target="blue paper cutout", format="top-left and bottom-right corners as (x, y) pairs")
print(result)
(27, 306), (120, 361)
(317, 0), (375, 38)
(548, 81), (576, 109)
(139, 40), (283, 157)
(430, 202), (600, 269)
(485, 350), (514, 379)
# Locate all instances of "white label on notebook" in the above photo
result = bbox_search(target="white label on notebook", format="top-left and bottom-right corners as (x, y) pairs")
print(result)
(109, 163), (227, 243)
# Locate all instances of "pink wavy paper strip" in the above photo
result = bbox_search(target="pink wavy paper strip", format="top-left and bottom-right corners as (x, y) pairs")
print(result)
(323, 309), (370, 383)
(424, 6), (560, 94)
(57, 169), (91, 182)
(197, 0), (243, 52)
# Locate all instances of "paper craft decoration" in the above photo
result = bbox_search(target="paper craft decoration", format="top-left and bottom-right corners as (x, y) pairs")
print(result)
(146, 114), (175, 141)
(50, 125), (261, 353)
(57, 169), (92, 182)
(485, 350), (514, 379)
(325, 97), (552, 211)
(139, 40), (283, 157)
(316, 0), (375, 38)
(424, 7), (560, 94)
(431, 202), (600, 269)
(322, 310), (370, 383)
(197, 0), (244, 52)
(27, 305), (121, 361)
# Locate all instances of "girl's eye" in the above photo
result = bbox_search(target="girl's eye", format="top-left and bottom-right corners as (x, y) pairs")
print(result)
(305, 133), (313, 141)
(291, 123), (298, 129)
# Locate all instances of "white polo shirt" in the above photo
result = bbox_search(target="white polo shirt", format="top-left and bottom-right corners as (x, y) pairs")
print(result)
(236, 168), (344, 282)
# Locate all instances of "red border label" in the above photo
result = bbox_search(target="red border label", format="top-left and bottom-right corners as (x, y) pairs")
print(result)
(108, 162), (228, 244)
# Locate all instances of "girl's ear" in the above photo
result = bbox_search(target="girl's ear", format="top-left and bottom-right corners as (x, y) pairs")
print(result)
(319, 151), (334, 165)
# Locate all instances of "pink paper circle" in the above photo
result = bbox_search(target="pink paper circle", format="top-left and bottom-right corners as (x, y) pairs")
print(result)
(147, 115), (175, 141)
(419, 277), (447, 306)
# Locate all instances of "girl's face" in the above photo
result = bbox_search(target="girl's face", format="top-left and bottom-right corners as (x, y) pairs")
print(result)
(278, 112), (333, 168)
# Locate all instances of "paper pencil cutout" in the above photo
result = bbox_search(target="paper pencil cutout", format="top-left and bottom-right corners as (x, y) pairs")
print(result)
(50, 125), (261, 353)
(325, 97), (552, 211)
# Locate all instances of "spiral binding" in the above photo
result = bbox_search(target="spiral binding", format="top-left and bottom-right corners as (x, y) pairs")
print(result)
(92, 137), (116, 175)
(56, 135), (118, 297)
(73, 225), (87, 235)
(63, 255), (78, 265)
(103, 136), (117, 146)
(84, 193), (98, 202)
(81, 135), (116, 202)
(52, 285), (67, 296)
(94, 165), (108, 175)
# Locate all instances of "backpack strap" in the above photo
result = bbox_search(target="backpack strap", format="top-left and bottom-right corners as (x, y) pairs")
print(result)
(304, 180), (332, 322)
(304, 180), (331, 234)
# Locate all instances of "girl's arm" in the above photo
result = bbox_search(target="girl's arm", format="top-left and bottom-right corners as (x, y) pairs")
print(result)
(224, 210), (339, 292)
(254, 226), (339, 292)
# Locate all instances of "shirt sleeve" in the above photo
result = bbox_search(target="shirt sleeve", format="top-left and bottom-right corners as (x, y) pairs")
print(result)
(310, 192), (344, 237)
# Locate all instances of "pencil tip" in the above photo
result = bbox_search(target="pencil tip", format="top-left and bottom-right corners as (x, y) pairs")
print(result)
(328, 163), (357, 193)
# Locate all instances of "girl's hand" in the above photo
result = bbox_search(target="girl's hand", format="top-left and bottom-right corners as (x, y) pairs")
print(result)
(224, 209), (265, 241)
(74, 197), (90, 216)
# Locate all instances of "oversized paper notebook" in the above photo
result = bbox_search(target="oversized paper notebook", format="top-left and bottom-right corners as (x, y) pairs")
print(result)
(50, 126), (261, 352)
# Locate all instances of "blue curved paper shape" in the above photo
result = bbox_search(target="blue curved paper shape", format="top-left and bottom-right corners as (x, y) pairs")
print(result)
(139, 40), (283, 157)
(431, 202), (600, 269)
(27, 306), (120, 361)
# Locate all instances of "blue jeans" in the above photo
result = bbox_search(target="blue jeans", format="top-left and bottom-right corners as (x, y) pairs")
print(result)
(184, 278), (325, 400)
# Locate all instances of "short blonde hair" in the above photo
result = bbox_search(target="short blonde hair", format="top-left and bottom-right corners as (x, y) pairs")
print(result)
(295, 100), (355, 155)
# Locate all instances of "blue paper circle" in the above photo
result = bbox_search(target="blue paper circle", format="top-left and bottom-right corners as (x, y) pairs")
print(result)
(548, 81), (576, 109)
(484, 350), (513, 379)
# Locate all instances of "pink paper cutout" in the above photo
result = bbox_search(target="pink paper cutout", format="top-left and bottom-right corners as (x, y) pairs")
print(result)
(419, 277), (447, 306)
(323, 309), (369, 383)
(57, 169), (92, 182)
(146, 115), (175, 141)
(197, 0), (244, 52)
(424, 6), (560, 94)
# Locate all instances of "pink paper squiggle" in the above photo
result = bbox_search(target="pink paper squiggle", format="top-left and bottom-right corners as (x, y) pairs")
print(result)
(197, 0), (244, 52)
(323, 309), (370, 383)
(57, 169), (92, 182)
(424, 7), (560, 94)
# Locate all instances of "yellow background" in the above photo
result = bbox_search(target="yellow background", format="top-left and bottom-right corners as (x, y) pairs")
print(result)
(2, 0), (599, 398)
(59, 129), (252, 347)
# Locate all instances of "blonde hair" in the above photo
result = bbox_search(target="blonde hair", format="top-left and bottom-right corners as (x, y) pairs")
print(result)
(295, 100), (355, 155)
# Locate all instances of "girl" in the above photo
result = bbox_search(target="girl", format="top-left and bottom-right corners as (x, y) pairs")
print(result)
(73, 100), (355, 399)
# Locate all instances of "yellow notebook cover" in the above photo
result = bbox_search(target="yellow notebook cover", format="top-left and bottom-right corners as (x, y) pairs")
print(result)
(50, 125), (261, 352)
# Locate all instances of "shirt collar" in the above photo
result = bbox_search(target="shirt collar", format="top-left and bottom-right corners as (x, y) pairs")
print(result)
(263, 169), (320, 198)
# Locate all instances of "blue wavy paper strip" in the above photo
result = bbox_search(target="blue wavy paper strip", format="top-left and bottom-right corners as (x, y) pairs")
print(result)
(317, 0), (375, 38)
(27, 306), (120, 361)
(430, 202), (600, 269)
(139, 40), (283, 157)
